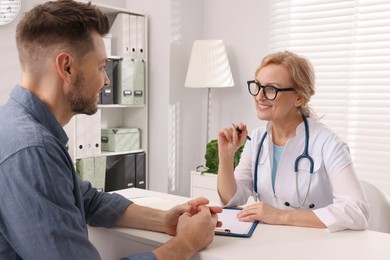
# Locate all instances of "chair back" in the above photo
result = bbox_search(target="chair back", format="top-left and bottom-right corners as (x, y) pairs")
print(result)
(361, 179), (390, 233)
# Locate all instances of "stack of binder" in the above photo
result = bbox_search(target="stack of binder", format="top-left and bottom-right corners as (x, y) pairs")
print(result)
(110, 13), (145, 59)
(110, 13), (146, 105)
(105, 152), (146, 192)
(115, 58), (145, 105)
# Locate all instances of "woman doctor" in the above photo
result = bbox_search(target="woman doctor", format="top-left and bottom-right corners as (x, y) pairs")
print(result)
(217, 51), (369, 232)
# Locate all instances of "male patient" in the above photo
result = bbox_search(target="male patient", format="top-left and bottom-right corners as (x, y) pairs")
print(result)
(0, 0), (221, 259)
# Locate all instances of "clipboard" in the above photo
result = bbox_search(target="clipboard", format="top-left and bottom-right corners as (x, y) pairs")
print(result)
(215, 207), (258, 238)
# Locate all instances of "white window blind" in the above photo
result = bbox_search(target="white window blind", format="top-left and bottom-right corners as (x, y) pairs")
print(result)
(269, 0), (390, 196)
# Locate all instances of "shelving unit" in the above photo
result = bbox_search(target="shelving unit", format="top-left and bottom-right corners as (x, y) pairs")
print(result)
(64, 2), (148, 190)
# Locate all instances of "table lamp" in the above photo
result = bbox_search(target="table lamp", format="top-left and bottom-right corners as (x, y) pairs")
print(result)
(184, 40), (235, 146)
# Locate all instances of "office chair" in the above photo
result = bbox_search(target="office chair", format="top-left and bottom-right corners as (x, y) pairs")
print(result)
(360, 179), (390, 233)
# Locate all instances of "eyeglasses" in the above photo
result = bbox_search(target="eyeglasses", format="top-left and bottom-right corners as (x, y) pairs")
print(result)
(247, 80), (295, 100)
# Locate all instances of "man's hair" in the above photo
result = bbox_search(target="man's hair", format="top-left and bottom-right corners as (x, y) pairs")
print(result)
(16, 0), (109, 72)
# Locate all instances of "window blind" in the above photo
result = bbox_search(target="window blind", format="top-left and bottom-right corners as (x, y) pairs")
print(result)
(269, 0), (390, 196)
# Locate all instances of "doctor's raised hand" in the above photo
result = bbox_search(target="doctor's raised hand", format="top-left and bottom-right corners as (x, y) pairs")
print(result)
(217, 51), (369, 232)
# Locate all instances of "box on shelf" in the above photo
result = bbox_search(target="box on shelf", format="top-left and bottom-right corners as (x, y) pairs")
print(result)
(101, 128), (140, 152)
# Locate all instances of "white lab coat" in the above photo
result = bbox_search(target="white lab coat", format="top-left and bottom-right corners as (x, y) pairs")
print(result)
(226, 116), (369, 232)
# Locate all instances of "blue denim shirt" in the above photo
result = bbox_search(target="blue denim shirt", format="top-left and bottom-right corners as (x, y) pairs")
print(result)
(0, 85), (156, 260)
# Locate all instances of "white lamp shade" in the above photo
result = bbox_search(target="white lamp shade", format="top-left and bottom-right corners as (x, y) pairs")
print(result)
(185, 40), (234, 88)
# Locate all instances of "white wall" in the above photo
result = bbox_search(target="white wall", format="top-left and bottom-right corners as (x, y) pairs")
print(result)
(125, 0), (270, 196)
(125, 0), (204, 195)
(0, 0), (269, 197)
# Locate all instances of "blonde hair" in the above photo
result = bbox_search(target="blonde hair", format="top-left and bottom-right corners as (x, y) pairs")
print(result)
(255, 51), (315, 115)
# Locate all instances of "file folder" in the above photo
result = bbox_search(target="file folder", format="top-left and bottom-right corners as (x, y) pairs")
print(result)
(215, 208), (258, 238)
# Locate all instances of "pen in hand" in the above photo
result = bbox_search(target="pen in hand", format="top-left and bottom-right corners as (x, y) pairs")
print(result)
(232, 123), (251, 141)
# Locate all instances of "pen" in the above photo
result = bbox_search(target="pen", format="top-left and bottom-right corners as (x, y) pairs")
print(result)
(232, 123), (251, 141)
(215, 229), (231, 235)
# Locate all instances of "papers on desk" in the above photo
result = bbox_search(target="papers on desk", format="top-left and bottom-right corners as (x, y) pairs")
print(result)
(215, 207), (258, 238)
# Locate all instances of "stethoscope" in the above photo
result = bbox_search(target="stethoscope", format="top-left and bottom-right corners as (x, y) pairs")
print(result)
(253, 113), (316, 209)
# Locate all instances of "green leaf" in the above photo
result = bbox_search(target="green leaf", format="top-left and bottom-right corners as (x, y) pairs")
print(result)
(203, 139), (244, 174)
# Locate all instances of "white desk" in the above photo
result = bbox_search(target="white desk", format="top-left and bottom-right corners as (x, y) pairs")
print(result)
(89, 188), (390, 260)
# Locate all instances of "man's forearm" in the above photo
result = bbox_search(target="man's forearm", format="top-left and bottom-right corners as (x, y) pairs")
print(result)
(115, 203), (166, 232)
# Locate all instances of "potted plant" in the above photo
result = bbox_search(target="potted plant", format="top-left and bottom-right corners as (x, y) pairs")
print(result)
(191, 139), (244, 201)
(196, 139), (244, 174)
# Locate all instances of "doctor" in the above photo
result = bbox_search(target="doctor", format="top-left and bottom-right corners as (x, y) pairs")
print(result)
(217, 51), (369, 232)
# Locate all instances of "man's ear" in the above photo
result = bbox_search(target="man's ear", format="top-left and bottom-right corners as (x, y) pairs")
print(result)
(56, 52), (73, 84)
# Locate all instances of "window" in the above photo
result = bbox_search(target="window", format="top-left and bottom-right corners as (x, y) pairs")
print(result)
(269, 0), (390, 196)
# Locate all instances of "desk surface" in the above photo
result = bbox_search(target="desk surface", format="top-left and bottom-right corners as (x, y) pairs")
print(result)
(89, 188), (390, 260)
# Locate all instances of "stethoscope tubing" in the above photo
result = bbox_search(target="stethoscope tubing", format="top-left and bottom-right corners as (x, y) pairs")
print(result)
(253, 114), (315, 208)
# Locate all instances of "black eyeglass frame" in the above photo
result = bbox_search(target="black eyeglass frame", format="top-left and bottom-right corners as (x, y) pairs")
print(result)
(247, 80), (295, 100)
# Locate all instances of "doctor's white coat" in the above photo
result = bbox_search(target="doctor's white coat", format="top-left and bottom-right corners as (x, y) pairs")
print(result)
(226, 116), (369, 232)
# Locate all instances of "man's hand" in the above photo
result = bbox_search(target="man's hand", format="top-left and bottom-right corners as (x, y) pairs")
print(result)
(163, 197), (222, 235)
(153, 204), (221, 259)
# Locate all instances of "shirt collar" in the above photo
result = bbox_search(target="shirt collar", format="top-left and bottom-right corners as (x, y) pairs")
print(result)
(10, 85), (69, 146)
(265, 115), (309, 136)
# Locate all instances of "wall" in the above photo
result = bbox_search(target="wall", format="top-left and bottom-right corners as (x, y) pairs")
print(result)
(203, 0), (269, 139)
(0, 0), (39, 105)
(125, 0), (270, 196)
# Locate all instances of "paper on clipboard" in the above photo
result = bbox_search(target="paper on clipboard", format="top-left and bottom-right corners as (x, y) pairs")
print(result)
(215, 208), (258, 237)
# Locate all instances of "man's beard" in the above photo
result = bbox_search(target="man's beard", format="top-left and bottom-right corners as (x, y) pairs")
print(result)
(67, 74), (98, 115)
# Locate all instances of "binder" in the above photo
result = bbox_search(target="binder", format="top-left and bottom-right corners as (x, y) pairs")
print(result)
(135, 152), (146, 189)
(100, 58), (118, 104)
(75, 111), (101, 158)
(136, 15), (145, 59)
(129, 14), (138, 59)
(124, 154), (136, 189)
(116, 58), (134, 104)
(215, 208), (258, 238)
(133, 59), (145, 105)
(110, 13), (131, 57)
(84, 110), (101, 157)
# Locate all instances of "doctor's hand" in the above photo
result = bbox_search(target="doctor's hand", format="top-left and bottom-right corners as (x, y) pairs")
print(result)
(162, 197), (222, 235)
(218, 122), (248, 158)
(237, 201), (285, 225)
